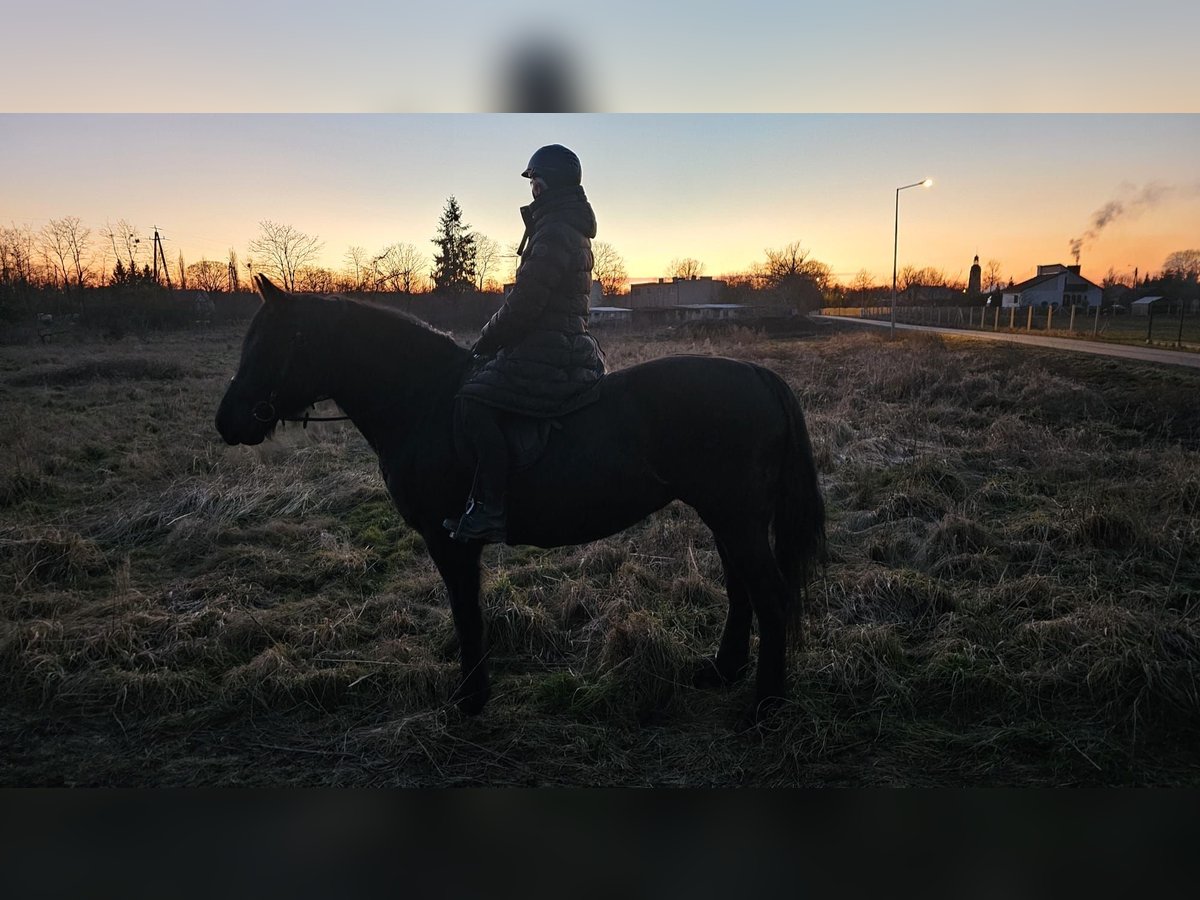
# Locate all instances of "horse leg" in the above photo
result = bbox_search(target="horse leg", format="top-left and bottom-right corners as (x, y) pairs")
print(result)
(718, 525), (790, 718)
(693, 537), (752, 688)
(424, 533), (489, 715)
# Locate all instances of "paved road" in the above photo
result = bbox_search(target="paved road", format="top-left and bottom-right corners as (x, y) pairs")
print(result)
(812, 315), (1200, 370)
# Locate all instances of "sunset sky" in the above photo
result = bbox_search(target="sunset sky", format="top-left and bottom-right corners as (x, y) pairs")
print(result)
(2, 115), (1197, 288)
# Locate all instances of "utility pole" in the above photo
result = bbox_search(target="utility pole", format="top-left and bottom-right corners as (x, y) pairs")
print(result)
(151, 227), (172, 288)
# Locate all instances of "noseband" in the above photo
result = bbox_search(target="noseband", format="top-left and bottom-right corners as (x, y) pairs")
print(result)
(246, 312), (353, 428)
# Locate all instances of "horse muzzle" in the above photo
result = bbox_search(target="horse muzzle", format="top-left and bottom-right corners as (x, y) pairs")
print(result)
(215, 395), (272, 446)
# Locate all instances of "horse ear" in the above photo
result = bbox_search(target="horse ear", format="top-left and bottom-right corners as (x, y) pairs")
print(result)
(255, 274), (287, 303)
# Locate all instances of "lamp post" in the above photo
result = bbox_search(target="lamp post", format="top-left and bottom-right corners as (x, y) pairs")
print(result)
(891, 178), (933, 338)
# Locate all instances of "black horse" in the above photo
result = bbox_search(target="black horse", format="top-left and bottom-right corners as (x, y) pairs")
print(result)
(216, 275), (825, 718)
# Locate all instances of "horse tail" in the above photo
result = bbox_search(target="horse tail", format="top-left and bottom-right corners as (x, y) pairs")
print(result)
(758, 367), (826, 648)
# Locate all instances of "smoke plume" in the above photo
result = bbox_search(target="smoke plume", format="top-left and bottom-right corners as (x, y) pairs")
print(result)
(1069, 182), (1173, 264)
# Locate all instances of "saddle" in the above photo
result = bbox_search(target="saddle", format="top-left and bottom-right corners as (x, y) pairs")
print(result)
(504, 417), (562, 471)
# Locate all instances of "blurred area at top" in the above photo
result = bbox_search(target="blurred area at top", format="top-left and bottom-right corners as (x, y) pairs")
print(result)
(2, 0), (1197, 112)
(499, 35), (589, 113)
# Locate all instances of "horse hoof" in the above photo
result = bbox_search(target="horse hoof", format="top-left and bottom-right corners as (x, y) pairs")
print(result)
(453, 683), (490, 716)
(691, 656), (746, 689)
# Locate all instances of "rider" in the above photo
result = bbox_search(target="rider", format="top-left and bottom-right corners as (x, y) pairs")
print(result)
(445, 144), (606, 543)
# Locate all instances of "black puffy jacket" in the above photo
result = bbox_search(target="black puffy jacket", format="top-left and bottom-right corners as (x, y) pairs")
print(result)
(458, 185), (606, 417)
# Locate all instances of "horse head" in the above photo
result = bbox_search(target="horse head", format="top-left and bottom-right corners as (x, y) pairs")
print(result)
(215, 274), (337, 445)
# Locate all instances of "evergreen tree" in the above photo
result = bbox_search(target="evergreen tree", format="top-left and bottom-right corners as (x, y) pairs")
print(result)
(431, 196), (477, 293)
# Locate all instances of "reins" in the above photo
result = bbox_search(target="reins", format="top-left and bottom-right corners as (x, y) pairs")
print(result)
(281, 408), (353, 427)
(253, 323), (473, 431)
(252, 393), (351, 427)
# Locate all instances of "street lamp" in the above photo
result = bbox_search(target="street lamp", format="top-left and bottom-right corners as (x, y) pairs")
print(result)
(891, 178), (933, 338)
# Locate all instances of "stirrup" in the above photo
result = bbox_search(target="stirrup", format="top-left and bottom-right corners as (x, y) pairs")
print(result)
(443, 500), (507, 544)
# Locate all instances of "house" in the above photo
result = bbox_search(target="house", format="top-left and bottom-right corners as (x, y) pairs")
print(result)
(1000, 263), (1102, 309)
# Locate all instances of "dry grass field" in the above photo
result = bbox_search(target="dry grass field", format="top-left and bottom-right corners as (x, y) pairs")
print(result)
(2, 318), (1198, 785)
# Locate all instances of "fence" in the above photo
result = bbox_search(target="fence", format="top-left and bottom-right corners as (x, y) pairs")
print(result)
(820, 305), (1200, 350)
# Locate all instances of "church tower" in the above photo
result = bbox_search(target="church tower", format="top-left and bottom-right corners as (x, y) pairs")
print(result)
(968, 254), (982, 295)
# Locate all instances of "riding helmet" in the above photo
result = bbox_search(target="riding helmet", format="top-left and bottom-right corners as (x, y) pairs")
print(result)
(521, 144), (581, 189)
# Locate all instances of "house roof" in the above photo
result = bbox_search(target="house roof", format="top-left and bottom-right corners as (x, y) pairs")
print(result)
(1132, 296), (1165, 306)
(1006, 273), (1059, 293)
(1005, 271), (1103, 293)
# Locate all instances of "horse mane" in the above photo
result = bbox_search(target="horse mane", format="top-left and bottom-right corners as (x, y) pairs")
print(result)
(305, 292), (467, 359)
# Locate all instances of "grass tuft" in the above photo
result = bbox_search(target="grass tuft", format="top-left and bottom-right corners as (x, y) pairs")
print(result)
(9, 357), (185, 387)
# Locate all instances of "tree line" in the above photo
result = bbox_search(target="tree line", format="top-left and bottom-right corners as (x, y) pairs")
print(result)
(0, 199), (512, 300)
(3, 202), (1197, 319)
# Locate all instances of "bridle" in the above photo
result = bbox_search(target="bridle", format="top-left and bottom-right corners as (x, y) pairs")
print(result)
(244, 303), (355, 428)
(241, 306), (473, 431)
(251, 395), (350, 427)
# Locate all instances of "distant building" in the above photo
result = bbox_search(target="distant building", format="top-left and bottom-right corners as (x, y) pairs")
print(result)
(967, 255), (982, 295)
(1131, 296), (1165, 317)
(589, 305), (633, 325)
(1000, 263), (1102, 309)
(626, 275), (727, 310)
(678, 304), (748, 321)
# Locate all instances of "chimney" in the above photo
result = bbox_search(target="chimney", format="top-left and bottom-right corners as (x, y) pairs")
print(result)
(1068, 264), (1081, 275)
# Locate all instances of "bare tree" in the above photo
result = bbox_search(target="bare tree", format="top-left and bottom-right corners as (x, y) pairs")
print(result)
(186, 259), (228, 292)
(38, 224), (69, 288)
(177, 251), (188, 290)
(983, 258), (1004, 293)
(592, 241), (628, 297)
(1163, 249), (1200, 280)
(849, 269), (875, 304)
(343, 245), (368, 291)
(100, 219), (143, 273)
(716, 270), (758, 299)
(0, 225), (36, 285)
(372, 243), (428, 293)
(393, 243), (427, 294)
(761, 241), (831, 313)
(228, 249), (240, 292)
(1102, 268), (1128, 290)
(248, 220), (325, 291)
(295, 266), (337, 292)
(67, 218), (93, 288)
(668, 257), (705, 279)
(849, 269), (874, 292)
(39, 217), (92, 289)
(898, 265), (955, 299)
(472, 234), (500, 292)
(763, 242), (831, 288)
(896, 265), (918, 294)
